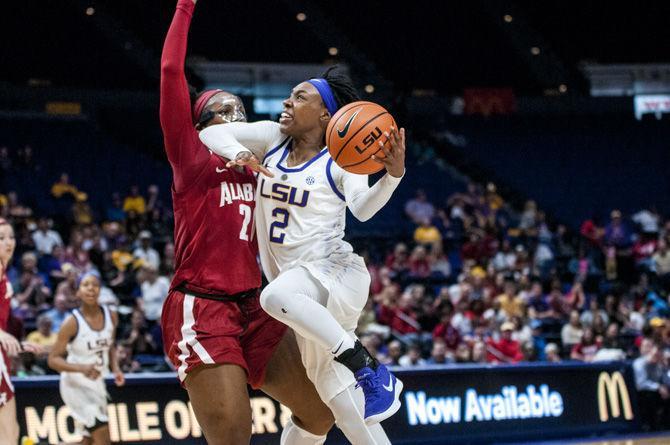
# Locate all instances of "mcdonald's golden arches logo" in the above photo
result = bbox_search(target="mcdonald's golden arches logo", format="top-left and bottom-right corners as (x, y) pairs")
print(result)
(597, 371), (634, 422)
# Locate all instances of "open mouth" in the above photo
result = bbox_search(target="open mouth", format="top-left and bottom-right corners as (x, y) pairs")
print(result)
(279, 111), (293, 124)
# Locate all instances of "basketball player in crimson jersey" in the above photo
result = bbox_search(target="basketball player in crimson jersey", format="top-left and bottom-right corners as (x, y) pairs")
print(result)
(159, 1), (333, 444)
(0, 219), (19, 445)
(0, 219), (43, 445)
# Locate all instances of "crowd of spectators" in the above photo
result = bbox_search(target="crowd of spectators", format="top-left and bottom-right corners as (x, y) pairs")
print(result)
(2, 139), (670, 431)
(356, 183), (670, 409)
(1, 160), (175, 376)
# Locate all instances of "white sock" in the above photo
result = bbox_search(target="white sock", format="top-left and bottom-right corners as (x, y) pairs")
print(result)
(281, 417), (327, 445)
(331, 333), (355, 356)
(328, 384), (391, 445)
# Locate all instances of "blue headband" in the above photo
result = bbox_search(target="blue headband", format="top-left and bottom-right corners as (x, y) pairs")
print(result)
(77, 270), (101, 289)
(308, 78), (338, 116)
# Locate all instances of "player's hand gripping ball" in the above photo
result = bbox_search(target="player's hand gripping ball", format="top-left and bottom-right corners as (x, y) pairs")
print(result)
(326, 101), (401, 175)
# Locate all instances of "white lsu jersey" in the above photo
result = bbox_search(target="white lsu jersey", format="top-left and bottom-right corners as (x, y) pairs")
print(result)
(257, 138), (356, 282)
(66, 305), (114, 375)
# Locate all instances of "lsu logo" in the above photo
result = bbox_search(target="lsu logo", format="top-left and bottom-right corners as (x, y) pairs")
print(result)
(354, 127), (382, 154)
(259, 179), (309, 207)
(597, 371), (634, 422)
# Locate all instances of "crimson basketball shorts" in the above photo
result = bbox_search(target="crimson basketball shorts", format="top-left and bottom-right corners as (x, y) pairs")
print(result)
(0, 348), (14, 407)
(161, 290), (287, 389)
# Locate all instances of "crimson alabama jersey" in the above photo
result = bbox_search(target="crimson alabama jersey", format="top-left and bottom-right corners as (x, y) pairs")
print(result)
(170, 156), (260, 297)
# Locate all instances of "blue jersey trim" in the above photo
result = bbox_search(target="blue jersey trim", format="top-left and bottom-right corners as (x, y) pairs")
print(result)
(275, 142), (329, 173)
(326, 158), (346, 201)
(262, 136), (291, 164)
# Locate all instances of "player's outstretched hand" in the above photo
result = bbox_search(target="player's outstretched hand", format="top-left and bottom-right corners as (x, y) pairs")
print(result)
(81, 364), (101, 380)
(226, 151), (275, 177)
(371, 127), (406, 178)
(0, 331), (21, 357)
(114, 371), (126, 387)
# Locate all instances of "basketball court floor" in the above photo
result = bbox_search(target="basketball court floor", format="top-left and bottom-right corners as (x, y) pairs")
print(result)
(510, 432), (670, 445)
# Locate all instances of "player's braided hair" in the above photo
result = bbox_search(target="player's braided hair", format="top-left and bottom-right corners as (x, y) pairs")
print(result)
(321, 65), (360, 109)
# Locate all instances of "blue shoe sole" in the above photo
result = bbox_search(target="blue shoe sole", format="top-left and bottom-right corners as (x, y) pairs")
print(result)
(365, 377), (404, 426)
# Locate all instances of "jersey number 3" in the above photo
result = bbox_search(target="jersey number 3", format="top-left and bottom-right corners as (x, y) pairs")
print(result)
(270, 208), (289, 244)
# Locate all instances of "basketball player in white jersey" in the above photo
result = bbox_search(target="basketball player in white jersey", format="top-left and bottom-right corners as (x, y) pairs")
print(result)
(200, 67), (405, 444)
(48, 271), (124, 445)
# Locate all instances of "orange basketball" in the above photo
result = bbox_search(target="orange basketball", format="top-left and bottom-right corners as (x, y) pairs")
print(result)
(326, 101), (397, 175)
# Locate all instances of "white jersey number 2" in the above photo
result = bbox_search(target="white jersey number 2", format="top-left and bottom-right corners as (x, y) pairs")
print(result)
(239, 204), (252, 241)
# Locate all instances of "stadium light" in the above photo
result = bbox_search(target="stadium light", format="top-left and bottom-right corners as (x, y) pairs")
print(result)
(296, 12), (307, 22)
(329, 47), (339, 56)
(530, 47), (541, 56)
(503, 14), (513, 23)
(85, 7), (95, 16)
(364, 84), (375, 94)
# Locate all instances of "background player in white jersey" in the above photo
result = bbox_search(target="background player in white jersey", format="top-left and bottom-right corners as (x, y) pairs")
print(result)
(200, 67), (405, 444)
(48, 271), (124, 445)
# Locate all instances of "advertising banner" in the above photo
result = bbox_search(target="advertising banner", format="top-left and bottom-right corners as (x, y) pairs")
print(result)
(16, 362), (639, 444)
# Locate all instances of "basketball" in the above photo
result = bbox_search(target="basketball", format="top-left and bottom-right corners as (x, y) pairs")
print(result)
(326, 101), (397, 175)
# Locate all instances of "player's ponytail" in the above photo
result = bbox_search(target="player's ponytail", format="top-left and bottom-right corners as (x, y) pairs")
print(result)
(320, 65), (360, 109)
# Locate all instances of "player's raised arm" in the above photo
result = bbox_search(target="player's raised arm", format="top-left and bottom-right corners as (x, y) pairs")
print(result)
(160, 0), (209, 183)
(199, 120), (284, 176)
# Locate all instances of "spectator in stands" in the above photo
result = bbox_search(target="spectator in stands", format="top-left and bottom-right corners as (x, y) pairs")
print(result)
(146, 184), (162, 214)
(398, 344), (426, 367)
(43, 294), (70, 332)
(106, 192), (125, 222)
(527, 282), (552, 321)
(426, 339), (449, 364)
(138, 264), (169, 326)
(432, 307), (461, 351)
(522, 341), (538, 362)
(55, 263), (79, 309)
(72, 192), (93, 225)
(653, 240), (670, 287)
(561, 310), (583, 351)
(580, 297), (609, 328)
(471, 340), (487, 364)
(544, 343), (561, 363)
(405, 189), (435, 224)
(133, 230), (160, 270)
(408, 245), (431, 279)
(519, 200), (537, 232)
(385, 242), (410, 277)
(413, 217), (441, 246)
(492, 239), (516, 272)
(0, 145), (12, 173)
(429, 242), (451, 280)
(563, 281), (586, 311)
(50, 173), (80, 220)
(384, 340), (403, 366)
(633, 344), (669, 431)
(633, 208), (660, 235)
(14, 251), (51, 311)
(123, 185), (146, 215)
(161, 241), (175, 277)
(487, 321), (523, 364)
(25, 315), (57, 352)
(117, 343), (142, 374)
(454, 343), (472, 363)
(529, 319), (546, 360)
(495, 280), (524, 319)
(31, 217), (63, 256)
(6, 191), (32, 219)
(379, 291), (422, 344)
(123, 310), (157, 356)
(570, 327), (601, 362)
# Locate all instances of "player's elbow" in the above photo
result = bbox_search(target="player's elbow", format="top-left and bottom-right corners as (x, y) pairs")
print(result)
(351, 209), (374, 222)
(160, 60), (181, 76)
